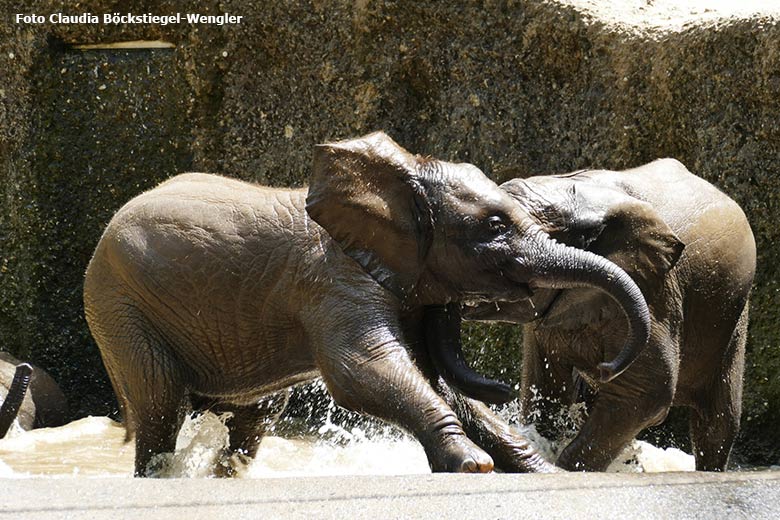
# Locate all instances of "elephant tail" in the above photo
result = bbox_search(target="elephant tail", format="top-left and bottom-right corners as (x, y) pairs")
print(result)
(102, 362), (136, 443)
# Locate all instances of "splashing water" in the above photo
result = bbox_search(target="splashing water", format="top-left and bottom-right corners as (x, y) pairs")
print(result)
(497, 389), (697, 473)
(0, 384), (697, 478)
(0, 411), (430, 478)
(0, 415), (134, 477)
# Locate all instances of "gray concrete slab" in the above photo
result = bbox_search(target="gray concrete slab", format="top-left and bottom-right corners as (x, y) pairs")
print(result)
(2, 471), (779, 519)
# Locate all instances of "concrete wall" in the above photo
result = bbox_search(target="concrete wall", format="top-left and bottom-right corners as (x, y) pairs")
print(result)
(1, 1), (778, 464)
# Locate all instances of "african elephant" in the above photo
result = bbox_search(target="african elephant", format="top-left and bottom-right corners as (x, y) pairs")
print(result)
(84, 132), (651, 477)
(0, 351), (69, 436)
(430, 159), (756, 472)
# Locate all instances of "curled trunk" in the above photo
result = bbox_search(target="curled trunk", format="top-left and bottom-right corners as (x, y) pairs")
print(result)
(428, 227), (651, 403)
(528, 229), (651, 382)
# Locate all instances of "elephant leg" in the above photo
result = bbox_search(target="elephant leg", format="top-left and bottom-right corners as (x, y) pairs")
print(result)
(206, 390), (290, 477)
(223, 390), (290, 458)
(556, 372), (674, 471)
(322, 354), (492, 473)
(309, 309), (493, 473)
(556, 318), (679, 472)
(94, 313), (186, 477)
(438, 383), (560, 473)
(88, 294), (190, 476)
(406, 321), (557, 473)
(520, 330), (575, 438)
(690, 403), (739, 472)
(556, 396), (643, 471)
(129, 346), (186, 477)
(690, 303), (748, 472)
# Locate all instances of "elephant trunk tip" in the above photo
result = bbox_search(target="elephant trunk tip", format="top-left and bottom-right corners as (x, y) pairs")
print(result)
(15, 363), (33, 377)
(597, 323), (649, 383)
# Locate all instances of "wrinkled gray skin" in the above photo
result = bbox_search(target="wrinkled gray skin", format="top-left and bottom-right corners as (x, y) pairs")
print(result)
(84, 132), (650, 477)
(449, 160), (756, 472)
(0, 351), (69, 435)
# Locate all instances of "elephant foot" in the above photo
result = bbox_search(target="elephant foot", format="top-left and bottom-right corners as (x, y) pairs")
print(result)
(483, 429), (562, 473)
(500, 447), (562, 473)
(428, 433), (494, 473)
(555, 452), (589, 472)
(555, 444), (608, 472)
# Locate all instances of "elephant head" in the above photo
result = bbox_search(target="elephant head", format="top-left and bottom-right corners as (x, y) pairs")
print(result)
(438, 170), (684, 401)
(306, 131), (535, 306)
(0, 351), (68, 432)
(494, 173), (684, 326)
(306, 134), (655, 402)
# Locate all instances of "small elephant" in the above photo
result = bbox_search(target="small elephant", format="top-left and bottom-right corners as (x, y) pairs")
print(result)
(432, 159), (756, 472)
(0, 351), (69, 436)
(84, 132), (651, 476)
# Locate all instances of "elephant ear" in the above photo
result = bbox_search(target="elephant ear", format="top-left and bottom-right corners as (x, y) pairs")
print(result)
(306, 132), (434, 299)
(575, 182), (685, 296)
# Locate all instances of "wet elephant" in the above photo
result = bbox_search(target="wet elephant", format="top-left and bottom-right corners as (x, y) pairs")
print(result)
(84, 132), (651, 476)
(430, 159), (755, 472)
(0, 351), (69, 437)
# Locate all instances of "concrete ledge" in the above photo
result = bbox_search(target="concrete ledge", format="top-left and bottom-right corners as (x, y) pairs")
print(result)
(2, 471), (779, 519)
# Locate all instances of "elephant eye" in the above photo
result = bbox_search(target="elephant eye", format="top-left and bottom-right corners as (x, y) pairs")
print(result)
(487, 215), (507, 234)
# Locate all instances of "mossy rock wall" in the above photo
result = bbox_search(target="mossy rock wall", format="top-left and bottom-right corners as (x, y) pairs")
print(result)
(0, 1), (778, 464)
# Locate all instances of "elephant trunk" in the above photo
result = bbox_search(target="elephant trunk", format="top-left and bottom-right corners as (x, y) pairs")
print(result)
(426, 226), (651, 404)
(0, 363), (33, 438)
(526, 227), (651, 383)
(424, 304), (515, 405)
